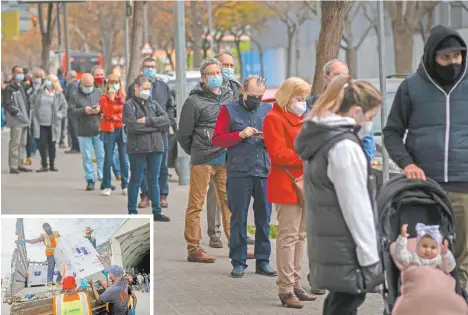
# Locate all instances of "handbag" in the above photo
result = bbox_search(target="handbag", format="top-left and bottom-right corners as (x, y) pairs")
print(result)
(282, 167), (304, 208)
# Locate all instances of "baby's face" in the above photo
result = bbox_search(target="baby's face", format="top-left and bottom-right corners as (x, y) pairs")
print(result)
(417, 236), (439, 259)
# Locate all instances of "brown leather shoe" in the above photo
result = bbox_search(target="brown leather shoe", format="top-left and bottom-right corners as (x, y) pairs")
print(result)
(294, 287), (316, 301)
(247, 252), (254, 259)
(160, 195), (168, 208)
(138, 197), (150, 208)
(187, 248), (216, 263)
(278, 293), (303, 309)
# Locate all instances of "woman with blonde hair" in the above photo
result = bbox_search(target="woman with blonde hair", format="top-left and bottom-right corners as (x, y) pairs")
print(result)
(30, 74), (68, 172)
(263, 77), (316, 309)
(99, 73), (128, 196)
(295, 75), (383, 315)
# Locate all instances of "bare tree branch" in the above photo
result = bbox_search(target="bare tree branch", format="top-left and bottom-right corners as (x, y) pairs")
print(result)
(354, 23), (374, 49)
(451, 1), (468, 11)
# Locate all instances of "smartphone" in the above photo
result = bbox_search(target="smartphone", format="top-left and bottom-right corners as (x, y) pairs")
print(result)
(253, 132), (263, 136)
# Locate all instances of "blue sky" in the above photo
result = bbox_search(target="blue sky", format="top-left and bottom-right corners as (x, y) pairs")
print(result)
(1, 218), (124, 276)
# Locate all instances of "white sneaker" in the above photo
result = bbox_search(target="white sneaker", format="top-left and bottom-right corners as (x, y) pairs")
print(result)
(101, 188), (111, 196)
(122, 188), (128, 195)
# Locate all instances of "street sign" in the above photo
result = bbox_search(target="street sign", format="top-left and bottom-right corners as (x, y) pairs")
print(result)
(141, 42), (153, 55)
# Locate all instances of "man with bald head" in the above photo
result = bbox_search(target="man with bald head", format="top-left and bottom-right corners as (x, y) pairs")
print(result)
(68, 73), (104, 190)
(64, 70), (80, 154)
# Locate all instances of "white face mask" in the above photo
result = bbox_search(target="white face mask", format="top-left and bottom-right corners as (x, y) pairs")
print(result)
(358, 121), (373, 139)
(289, 101), (307, 117)
(139, 89), (151, 100)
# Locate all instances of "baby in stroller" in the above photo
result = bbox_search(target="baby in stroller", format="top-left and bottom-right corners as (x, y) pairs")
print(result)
(391, 223), (467, 315)
(395, 223), (456, 273)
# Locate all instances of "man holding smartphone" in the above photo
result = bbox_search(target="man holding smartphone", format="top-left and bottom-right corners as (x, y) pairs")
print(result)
(212, 75), (276, 278)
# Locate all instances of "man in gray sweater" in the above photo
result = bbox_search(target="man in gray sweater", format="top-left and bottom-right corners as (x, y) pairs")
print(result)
(68, 73), (103, 191)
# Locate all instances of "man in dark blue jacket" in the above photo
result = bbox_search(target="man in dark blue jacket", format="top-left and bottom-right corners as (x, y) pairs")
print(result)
(212, 75), (277, 278)
(127, 57), (176, 210)
(383, 25), (468, 287)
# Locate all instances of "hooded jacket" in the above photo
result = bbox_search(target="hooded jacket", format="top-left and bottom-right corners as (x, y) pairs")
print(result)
(383, 25), (468, 193)
(3, 80), (30, 128)
(176, 83), (233, 164)
(295, 112), (383, 294)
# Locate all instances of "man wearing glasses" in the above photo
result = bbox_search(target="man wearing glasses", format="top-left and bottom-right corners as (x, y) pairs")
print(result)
(212, 75), (277, 278)
(177, 57), (233, 263)
(127, 57), (176, 215)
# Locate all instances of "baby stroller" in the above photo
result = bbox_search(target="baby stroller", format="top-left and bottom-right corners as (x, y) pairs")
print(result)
(376, 175), (468, 315)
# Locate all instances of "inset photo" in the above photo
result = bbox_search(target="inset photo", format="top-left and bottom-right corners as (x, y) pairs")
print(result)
(1, 216), (153, 315)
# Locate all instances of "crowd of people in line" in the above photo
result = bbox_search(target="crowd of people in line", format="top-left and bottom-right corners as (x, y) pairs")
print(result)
(2, 23), (468, 314)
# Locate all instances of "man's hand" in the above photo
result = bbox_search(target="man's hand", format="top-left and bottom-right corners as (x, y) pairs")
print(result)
(404, 164), (426, 180)
(93, 105), (101, 114)
(239, 127), (258, 139)
(400, 224), (409, 238)
(90, 280), (95, 288)
(84, 106), (94, 115)
(136, 117), (146, 124)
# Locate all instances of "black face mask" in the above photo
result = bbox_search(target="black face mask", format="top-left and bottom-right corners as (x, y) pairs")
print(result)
(434, 63), (462, 85)
(242, 95), (262, 111)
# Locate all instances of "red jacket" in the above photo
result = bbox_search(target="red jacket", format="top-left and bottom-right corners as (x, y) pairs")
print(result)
(99, 92), (125, 132)
(263, 103), (304, 204)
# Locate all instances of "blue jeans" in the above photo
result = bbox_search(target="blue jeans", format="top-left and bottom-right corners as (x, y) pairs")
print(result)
(128, 151), (163, 214)
(112, 146), (124, 177)
(26, 132), (37, 157)
(78, 135), (104, 182)
(227, 176), (272, 268)
(140, 135), (169, 197)
(100, 129), (128, 189)
(47, 256), (62, 285)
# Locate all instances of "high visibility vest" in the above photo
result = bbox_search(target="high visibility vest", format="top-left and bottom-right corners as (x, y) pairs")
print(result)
(52, 291), (92, 315)
(42, 232), (60, 256)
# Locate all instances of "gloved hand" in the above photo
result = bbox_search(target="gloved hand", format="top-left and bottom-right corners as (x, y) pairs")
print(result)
(131, 307), (136, 315)
(101, 270), (108, 277)
(80, 278), (89, 290)
(18, 239), (26, 245)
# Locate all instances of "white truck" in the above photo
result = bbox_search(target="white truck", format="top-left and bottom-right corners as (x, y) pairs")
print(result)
(4, 218), (150, 315)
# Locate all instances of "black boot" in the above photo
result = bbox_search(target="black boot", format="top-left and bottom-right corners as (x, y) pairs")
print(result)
(86, 180), (95, 191)
(36, 165), (49, 172)
(49, 162), (58, 172)
(153, 213), (170, 222)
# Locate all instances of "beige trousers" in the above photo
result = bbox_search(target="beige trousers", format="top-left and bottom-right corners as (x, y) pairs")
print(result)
(276, 203), (306, 294)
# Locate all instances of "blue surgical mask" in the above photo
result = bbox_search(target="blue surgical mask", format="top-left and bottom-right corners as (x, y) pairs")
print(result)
(81, 86), (94, 94)
(207, 75), (223, 89)
(15, 74), (24, 82)
(44, 81), (52, 88)
(110, 83), (120, 91)
(143, 68), (156, 79)
(222, 68), (235, 81)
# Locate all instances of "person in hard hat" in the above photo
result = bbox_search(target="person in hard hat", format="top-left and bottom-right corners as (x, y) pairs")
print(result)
(83, 227), (97, 248)
(90, 265), (129, 315)
(52, 276), (92, 315)
(19, 223), (61, 288)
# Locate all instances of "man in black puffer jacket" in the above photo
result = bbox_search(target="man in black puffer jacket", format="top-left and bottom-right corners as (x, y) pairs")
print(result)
(383, 25), (468, 287)
(177, 57), (234, 263)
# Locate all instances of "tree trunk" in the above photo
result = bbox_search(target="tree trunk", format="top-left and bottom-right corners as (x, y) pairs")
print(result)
(346, 46), (358, 78)
(312, 1), (352, 94)
(295, 21), (301, 77)
(392, 23), (414, 73)
(250, 37), (265, 78)
(189, 2), (204, 67)
(127, 1), (144, 84)
(235, 38), (243, 79)
(41, 39), (51, 72)
(286, 27), (295, 78)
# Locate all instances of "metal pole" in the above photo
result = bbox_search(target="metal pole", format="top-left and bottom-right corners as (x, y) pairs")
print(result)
(56, 3), (62, 70)
(63, 3), (71, 74)
(377, 0), (389, 182)
(207, 0), (214, 56)
(125, 2), (130, 86)
(174, 0), (190, 185)
(143, 1), (149, 43)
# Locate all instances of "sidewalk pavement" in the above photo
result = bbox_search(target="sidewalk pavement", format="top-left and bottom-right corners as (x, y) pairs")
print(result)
(1, 131), (385, 314)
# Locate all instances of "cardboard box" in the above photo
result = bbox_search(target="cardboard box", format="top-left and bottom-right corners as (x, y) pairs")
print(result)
(54, 236), (105, 283)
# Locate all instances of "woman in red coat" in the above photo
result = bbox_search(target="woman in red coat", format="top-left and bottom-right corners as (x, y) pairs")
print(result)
(99, 74), (128, 196)
(263, 77), (316, 309)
